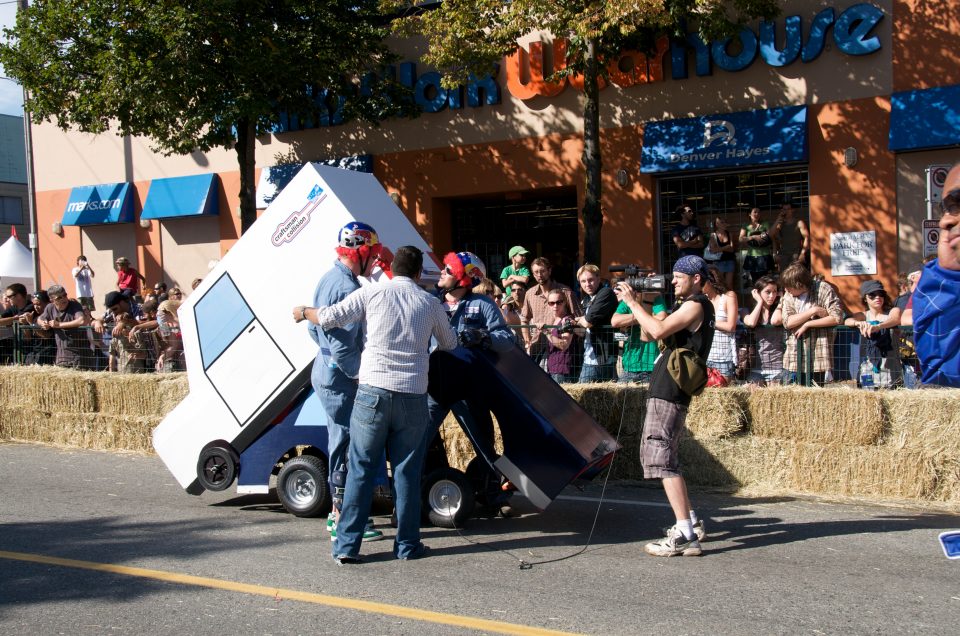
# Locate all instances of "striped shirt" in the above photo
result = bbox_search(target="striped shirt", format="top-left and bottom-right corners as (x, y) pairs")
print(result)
(317, 276), (458, 394)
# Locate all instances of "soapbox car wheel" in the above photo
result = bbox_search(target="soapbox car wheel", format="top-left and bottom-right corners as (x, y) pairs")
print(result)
(196, 445), (239, 492)
(276, 455), (331, 518)
(422, 467), (475, 528)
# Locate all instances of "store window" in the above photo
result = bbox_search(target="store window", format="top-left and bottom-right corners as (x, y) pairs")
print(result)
(0, 196), (23, 225)
(450, 189), (579, 287)
(657, 166), (809, 292)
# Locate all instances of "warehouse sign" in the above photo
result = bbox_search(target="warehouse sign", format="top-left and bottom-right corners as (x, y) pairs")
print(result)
(505, 2), (884, 99)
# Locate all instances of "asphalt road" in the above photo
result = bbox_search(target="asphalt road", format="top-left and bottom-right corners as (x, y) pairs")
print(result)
(1, 442), (958, 635)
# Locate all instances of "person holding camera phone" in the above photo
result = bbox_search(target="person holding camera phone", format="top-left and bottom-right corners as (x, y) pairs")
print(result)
(72, 255), (96, 311)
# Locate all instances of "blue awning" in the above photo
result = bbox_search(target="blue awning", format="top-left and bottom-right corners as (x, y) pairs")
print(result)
(889, 84), (960, 152)
(61, 182), (135, 226)
(141, 173), (219, 220)
(641, 105), (807, 174)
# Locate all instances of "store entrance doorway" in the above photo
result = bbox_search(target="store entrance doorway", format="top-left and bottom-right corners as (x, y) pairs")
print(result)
(449, 188), (579, 287)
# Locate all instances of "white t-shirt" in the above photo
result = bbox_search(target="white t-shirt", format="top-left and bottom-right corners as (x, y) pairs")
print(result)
(72, 266), (94, 298)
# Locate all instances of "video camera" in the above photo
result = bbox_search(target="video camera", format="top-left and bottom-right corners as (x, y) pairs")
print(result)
(609, 264), (668, 293)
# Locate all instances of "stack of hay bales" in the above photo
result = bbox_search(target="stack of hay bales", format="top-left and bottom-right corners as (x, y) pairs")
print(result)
(2, 365), (958, 508)
(0, 366), (188, 452)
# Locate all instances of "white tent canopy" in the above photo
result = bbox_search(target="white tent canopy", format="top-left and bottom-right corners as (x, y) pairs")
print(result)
(0, 235), (35, 291)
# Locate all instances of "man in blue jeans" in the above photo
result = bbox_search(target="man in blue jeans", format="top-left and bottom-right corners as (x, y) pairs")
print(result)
(295, 246), (458, 563)
(306, 221), (387, 542)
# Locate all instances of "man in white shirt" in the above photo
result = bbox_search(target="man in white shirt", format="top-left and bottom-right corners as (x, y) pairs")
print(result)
(71, 256), (96, 311)
(294, 245), (458, 563)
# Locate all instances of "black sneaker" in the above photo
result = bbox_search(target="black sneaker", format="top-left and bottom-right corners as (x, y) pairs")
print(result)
(333, 554), (363, 566)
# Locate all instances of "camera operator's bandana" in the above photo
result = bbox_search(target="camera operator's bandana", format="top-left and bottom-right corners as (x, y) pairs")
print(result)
(674, 255), (709, 280)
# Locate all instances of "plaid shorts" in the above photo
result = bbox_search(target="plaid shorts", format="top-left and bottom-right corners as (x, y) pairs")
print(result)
(640, 397), (687, 479)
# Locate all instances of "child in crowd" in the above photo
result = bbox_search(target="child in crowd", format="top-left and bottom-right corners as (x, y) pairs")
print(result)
(499, 245), (530, 298)
(703, 266), (739, 386)
(544, 289), (577, 384)
(780, 262), (843, 386)
(742, 275), (784, 385)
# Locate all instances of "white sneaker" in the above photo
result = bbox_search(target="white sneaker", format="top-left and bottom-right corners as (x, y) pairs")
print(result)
(645, 527), (702, 557)
(661, 519), (707, 542)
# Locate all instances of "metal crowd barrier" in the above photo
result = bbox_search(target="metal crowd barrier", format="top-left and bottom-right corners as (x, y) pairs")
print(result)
(504, 324), (919, 389)
(2, 324), (180, 373)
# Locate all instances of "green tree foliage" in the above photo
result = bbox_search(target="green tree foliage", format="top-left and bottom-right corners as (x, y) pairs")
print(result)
(1, 0), (407, 233)
(387, 0), (780, 265)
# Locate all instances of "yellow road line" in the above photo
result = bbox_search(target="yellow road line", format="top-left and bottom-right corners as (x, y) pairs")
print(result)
(0, 550), (581, 636)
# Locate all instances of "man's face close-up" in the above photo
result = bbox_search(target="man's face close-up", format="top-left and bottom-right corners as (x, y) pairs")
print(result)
(531, 265), (551, 284)
(578, 271), (599, 296)
(938, 165), (960, 271)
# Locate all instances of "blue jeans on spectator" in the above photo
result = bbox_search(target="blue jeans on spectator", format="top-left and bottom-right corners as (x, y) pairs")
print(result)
(312, 363), (357, 510)
(333, 385), (429, 560)
(618, 370), (652, 384)
(579, 362), (617, 383)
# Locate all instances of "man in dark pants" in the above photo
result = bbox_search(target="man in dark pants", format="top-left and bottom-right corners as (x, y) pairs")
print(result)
(425, 251), (517, 515)
(616, 255), (715, 557)
(572, 264), (619, 383)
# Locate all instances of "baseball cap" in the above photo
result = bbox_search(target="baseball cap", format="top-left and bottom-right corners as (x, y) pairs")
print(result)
(104, 291), (126, 309)
(508, 245), (529, 259)
(859, 280), (885, 297)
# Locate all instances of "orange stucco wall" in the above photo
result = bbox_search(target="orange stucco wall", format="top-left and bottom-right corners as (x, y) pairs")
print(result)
(35, 189), (79, 290)
(374, 126), (656, 272)
(892, 0), (960, 92)
(808, 98), (898, 307)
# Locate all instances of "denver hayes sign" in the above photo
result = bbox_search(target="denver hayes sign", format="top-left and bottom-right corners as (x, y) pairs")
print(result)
(276, 2), (883, 132)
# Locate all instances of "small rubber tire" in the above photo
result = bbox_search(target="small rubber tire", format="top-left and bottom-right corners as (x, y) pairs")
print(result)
(196, 445), (239, 492)
(276, 455), (331, 518)
(422, 467), (474, 528)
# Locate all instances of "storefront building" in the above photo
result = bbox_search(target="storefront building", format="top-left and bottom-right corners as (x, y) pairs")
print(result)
(28, 0), (960, 308)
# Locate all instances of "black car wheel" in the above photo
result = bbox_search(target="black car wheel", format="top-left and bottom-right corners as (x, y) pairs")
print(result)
(196, 444), (239, 492)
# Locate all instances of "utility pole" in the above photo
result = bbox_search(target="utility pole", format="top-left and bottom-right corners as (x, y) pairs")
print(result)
(16, 0), (40, 290)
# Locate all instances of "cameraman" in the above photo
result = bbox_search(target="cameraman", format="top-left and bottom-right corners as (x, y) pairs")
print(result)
(616, 255), (714, 557)
(72, 255), (96, 311)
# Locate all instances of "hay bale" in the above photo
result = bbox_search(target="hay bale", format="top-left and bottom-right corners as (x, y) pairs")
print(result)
(93, 372), (189, 418)
(0, 407), (159, 452)
(0, 365), (97, 412)
(882, 390), (960, 453)
(686, 387), (749, 439)
(930, 457), (960, 503)
(681, 435), (790, 490)
(747, 386), (885, 445)
(784, 441), (937, 500)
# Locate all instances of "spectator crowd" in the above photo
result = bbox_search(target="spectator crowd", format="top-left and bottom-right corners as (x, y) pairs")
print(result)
(471, 237), (940, 390)
(1, 255), (199, 373)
